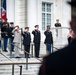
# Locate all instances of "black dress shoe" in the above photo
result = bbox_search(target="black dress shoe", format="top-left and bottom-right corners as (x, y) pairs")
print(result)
(3, 50), (8, 52)
(15, 56), (21, 58)
(12, 50), (14, 52)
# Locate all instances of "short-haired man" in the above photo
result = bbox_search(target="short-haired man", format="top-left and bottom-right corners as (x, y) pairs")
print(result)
(32, 25), (41, 58)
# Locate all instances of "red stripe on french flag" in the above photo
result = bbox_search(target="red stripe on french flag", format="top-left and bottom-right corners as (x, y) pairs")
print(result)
(1, 7), (6, 22)
(1, 0), (7, 22)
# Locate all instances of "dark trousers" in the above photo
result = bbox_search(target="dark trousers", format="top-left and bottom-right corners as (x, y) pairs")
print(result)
(0, 41), (1, 48)
(24, 45), (30, 58)
(68, 37), (72, 45)
(34, 43), (40, 58)
(3, 38), (8, 51)
(9, 38), (14, 51)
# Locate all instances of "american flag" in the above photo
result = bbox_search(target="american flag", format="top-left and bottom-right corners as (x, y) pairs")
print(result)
(1, 0), (6, 22)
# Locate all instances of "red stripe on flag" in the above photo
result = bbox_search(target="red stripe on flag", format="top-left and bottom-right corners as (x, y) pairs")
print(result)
(1, 7), (6, 22)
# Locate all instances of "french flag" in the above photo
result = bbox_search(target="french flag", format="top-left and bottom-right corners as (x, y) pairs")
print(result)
(1, 0), (7, 22)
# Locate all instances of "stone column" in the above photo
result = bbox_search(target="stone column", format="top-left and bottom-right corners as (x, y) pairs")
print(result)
(27, 0), (38, 32)
(7, 0), (15, 22)
(15, 0), (26, 28)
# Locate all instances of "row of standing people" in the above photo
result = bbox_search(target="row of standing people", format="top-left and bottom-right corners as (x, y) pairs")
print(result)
(0, 18), (53, 58)
(0, 18), (14, 52)
(23, 25), (53, 58)
(13, 25), (53, 58)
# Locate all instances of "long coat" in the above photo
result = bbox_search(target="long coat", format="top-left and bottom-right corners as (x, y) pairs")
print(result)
(44, 30), (53, 45)
(9, 26), (15, 38)
(38, 39), (76, 75)
(22, 31), (31, 45)
(12, 29), (21, 43)
(1, 25), (10, 38)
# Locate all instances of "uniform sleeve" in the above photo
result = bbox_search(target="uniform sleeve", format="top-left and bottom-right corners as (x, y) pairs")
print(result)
(40, 32), (41, 41)
(22, 32), (25, 38)
(55, 23), (56, 27)
(12, 28), (15, 33)
(30, 33), (31, 42)
(44, 31), (46, 36)
(32, 30), (35, 35)
(50, 32), (53, 44)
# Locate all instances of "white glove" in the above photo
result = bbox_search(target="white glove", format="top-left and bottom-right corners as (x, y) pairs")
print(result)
(15, 27), (17, 30)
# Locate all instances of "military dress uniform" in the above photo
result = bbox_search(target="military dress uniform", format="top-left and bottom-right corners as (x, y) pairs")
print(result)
(9, 23), (15, 51)
(22, 28), (31, 58)
(44, 30), (53, 53)
(32, 28), (41, 58)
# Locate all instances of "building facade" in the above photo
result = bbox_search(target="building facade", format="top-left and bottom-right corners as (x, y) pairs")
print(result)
(0, 0), (71, 43)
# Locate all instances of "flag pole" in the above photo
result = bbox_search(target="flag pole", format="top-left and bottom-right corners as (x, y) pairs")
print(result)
(1, 0), (4, 17)
(1, 0), (4, 7)
(1, 0), (7, 22)
(0, 0), (1, 17)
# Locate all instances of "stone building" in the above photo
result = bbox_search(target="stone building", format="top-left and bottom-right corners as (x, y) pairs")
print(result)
(0, 0), (71, 43)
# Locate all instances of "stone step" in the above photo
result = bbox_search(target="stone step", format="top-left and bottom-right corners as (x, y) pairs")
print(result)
(0, 68), (39, 75)
(0, 65), (41, 70)
(0, 43), (67, 75)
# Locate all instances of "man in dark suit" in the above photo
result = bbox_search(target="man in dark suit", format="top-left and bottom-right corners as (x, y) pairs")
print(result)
(38, 0), (76, 75)
(9, 22), (15, 51)
(32, 25), (41, 58)
(1, 22), (10, 52)
(22, 27), (31, 58)
(44, 26), (53, 54)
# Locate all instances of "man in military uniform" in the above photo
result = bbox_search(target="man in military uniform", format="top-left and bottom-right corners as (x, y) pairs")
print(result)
(32, 25), (41, 58)
(22, 27), (31, 58)
(44, 26), (53, 54)
(9, 22), (15, 51)
(38, 0), (76, 75)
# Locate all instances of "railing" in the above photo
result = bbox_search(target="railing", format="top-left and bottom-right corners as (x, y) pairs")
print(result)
(0, 46), (41, 75)
(51, 27), (69, 47)
(0, 60), (41, 75)
(0, 40), (60, 75)
(0, 27), (69, 75)
(0, 41), (43, 75)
